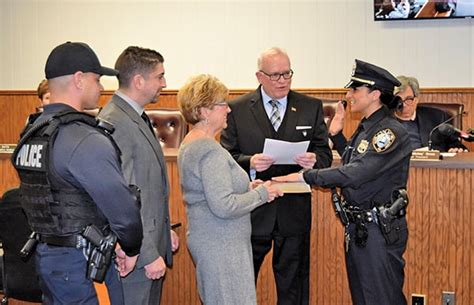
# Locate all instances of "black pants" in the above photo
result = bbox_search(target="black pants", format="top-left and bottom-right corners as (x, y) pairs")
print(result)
(345, 217), (408, 305)
(251, 231), (310, 305)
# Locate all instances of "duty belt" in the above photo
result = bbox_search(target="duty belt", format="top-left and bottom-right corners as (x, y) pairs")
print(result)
(38, 234), (87, 248)
(344, 206), (406, 225)
(344, 207), (376, 224)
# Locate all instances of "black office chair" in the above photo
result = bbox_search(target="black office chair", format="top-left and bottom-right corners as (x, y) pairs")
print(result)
(321, 99), (340, 127)
(0, 188), (42, 304)
(417, 102), (464, 130)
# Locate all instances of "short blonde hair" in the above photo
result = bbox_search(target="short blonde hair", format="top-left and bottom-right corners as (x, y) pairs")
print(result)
(177, 74), (229, 125)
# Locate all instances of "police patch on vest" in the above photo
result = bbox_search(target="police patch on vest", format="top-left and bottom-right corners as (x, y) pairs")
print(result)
(372, 129), (396, 152)
(14, 139), (48, 171)
(357, 140), (369, 154)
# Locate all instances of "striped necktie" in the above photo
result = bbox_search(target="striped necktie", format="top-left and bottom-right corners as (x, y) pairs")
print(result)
(269, 100), (281, 131)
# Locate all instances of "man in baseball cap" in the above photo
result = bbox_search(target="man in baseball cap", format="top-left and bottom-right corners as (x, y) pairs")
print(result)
(12, 42), (143, 304)
(45, 41), (118, 79)
(42, 41), (118, 111)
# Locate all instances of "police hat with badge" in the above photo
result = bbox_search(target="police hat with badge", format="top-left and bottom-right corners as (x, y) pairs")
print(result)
(346, 59), (402, 153)
(345, 59), (402, 110)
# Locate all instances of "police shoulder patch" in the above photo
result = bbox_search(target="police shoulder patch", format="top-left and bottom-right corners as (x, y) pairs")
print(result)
(372, 128), (396, 153)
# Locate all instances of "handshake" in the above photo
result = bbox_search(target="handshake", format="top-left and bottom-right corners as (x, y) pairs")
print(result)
(250, 180), (283, 202)
(251, 171), (309, 201)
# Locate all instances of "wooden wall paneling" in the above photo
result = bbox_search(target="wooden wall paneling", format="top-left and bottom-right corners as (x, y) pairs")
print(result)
(460, 168), (472, 303)
(2, 89), (474, 305)
(0, 155), (20, 195)
(1, 93), (38, 144)
(451, 169), (462, 299)
(429, 168), (444, 300)
(161, 156), (200, 305)
(312, 187), (349, 305)
(2, 88), (474, 153)
(1, 156), (474, 305)
(470, 170), (474, 304)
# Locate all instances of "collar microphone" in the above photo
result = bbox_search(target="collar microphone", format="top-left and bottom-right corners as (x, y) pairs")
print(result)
(428, 111), (464, 150)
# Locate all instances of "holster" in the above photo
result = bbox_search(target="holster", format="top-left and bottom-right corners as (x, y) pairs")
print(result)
(82, 225), (117, 283)
(377, 214), (399, 245)
(331, 188), (349, 226)
(376, 189), (409, 245)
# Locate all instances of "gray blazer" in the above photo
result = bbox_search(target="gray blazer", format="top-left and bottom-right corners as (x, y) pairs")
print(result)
(99, 94), (172, 274)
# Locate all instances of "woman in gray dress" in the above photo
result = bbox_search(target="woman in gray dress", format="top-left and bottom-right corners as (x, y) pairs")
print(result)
(177, 74), (282, 305)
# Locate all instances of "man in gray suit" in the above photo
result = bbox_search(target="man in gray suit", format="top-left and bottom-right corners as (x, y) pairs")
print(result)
(99, 46), (179, 305)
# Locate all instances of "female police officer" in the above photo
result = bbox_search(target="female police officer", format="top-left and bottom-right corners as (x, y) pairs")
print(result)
(274, 59), (412, 305)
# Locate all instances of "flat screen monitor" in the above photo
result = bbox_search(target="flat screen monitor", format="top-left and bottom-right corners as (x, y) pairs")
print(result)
(374, 0), (474, 20)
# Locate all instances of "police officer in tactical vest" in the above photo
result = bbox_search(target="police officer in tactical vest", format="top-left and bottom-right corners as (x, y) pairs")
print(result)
(12, 41), (143, 305)
(274, 59), (412, 305)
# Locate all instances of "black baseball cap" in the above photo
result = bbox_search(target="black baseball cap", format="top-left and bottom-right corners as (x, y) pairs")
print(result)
(345, 59), (400, 92)
(45, 41), (118, 79)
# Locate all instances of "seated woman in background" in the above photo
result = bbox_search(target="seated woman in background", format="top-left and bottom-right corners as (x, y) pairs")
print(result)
(177, 74), (282, 305)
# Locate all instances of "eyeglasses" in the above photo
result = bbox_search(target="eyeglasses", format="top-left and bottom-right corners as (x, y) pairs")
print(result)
(214, 101), (228, 107)
(259, 69), (294, 81)
(401, 96), (415, 105)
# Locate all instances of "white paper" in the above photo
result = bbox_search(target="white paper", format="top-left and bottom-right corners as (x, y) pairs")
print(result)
(263, 139), (310, 164)
(440, 152), (456, 158)
(272, 182), (311, 193)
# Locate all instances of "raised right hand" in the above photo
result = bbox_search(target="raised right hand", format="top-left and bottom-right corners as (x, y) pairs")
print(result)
(328, 101), (346, 136)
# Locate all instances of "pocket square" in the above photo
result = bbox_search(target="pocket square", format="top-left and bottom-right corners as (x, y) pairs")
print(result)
(296, 126), (312, 130)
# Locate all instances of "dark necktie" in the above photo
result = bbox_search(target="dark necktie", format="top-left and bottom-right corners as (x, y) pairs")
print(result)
(269, 100), (281, 131)
(141, 112), (155, 135)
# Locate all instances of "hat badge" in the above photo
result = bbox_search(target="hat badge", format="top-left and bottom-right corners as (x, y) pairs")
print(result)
(351, 62), (357, 76)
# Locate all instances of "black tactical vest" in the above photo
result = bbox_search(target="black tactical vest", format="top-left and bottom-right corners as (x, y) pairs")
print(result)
(12, 111), (120, 236)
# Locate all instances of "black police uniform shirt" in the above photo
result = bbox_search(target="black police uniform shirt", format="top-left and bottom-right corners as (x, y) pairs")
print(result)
(27, 103), (142, 255)
(303, 106), (412, 209)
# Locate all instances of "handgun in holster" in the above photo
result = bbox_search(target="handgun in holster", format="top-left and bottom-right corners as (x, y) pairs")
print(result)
(376, 189), (409, 245)
(82, 225), (117, 283)
(331, 188), (349, 226)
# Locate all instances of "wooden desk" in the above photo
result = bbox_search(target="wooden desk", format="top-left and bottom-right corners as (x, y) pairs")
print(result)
(1, 151), (473, 305)
(166, 152), (474, 305)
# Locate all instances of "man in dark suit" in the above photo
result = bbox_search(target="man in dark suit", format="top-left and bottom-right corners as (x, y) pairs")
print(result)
(99, 46), (179, 305)
(394, 75), (467, 152)
(220, 47), (332, 305)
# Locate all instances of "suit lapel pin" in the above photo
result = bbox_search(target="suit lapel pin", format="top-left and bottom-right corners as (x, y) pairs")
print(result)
(302, 131), (307, 136)
(291, 107), (296, 112)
